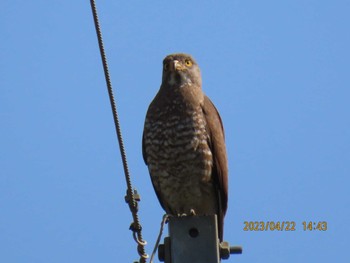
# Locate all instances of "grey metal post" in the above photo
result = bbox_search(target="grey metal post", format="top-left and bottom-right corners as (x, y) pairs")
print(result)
(158, 215), (242, 263)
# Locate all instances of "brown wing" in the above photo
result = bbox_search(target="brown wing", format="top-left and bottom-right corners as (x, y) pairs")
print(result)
(142, 127), (148, 165)
(202, 95), (228, 241)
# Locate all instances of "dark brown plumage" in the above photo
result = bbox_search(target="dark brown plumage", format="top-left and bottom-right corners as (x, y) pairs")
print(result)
(142, 53), (228, 241)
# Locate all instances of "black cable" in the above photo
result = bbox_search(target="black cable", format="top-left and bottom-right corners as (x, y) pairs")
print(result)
(89, 1), (148, 262)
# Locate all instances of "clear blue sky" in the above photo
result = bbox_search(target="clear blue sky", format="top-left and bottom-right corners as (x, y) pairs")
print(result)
(1, 1), (349, 262)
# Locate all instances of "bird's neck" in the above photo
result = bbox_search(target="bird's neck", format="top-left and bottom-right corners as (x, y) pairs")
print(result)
(161, 84), (204, 108)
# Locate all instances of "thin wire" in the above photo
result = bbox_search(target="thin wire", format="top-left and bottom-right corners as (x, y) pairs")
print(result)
(150, 214), (169, 263)
(89, 1), (148, 262)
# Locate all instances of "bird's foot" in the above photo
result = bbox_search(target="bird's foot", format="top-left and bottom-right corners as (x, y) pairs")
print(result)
(177, 209), (197, 217)
(190, 209), (196, 216)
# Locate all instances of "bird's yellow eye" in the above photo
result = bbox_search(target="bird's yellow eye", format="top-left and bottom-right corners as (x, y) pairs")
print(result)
(185, 59), (193, 67)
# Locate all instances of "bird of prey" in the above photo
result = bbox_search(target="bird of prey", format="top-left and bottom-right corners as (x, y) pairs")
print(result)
(142, 53), (228, 241)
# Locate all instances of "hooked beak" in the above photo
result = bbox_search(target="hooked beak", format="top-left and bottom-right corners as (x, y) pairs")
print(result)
(173, 60), (185, 71)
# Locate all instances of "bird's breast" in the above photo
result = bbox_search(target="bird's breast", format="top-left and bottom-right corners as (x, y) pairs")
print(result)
(144, 106), (213, 181)
(144, 104), (218, 215)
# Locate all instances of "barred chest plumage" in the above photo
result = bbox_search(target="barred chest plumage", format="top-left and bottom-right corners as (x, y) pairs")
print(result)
(143, 103), (217, 216)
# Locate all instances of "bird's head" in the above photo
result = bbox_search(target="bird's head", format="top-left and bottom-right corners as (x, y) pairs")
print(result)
(161, 53), (202, 88)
